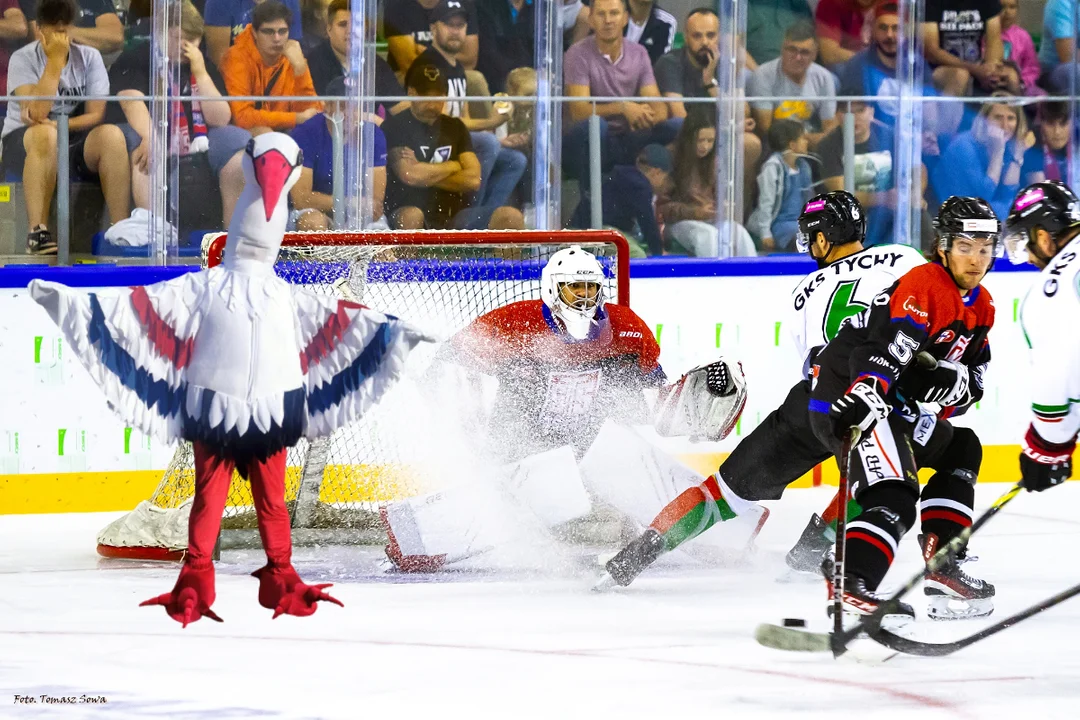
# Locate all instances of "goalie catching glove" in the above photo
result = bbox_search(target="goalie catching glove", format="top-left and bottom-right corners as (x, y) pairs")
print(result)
(654, 359), (747, 442)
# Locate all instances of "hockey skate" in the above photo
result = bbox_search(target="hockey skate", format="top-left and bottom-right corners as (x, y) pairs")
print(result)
(920, 534), (995, 621)
(594, 528), (665, 591)
(782, 513), (833, 579)
(822, 551), (915, 622)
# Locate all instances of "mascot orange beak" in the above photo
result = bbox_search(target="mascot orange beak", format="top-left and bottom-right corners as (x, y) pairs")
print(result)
(252, 149), (296, 222)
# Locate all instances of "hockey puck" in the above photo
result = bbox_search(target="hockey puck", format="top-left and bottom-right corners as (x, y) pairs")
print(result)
(782, 618), (807, 628)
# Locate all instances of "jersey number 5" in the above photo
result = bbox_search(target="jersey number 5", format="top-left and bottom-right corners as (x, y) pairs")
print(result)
(823, 280), (868, 342)
(889, 330), (919, 364)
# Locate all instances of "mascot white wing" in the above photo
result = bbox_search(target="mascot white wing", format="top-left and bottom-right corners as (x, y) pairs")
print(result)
(291, 288), (433, 439)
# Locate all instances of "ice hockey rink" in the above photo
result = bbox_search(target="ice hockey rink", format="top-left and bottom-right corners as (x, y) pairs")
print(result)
(2, 482), (1078, 720)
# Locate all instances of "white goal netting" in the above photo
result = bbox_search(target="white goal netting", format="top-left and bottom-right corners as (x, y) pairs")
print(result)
(97, 230), (630, 559)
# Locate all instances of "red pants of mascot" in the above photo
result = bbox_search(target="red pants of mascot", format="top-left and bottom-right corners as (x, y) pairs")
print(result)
(142, 442), (342, 626)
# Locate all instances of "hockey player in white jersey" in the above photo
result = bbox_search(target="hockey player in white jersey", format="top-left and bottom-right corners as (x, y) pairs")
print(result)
(601, 191), (927, 588)
(1004, 181), (1080, 492)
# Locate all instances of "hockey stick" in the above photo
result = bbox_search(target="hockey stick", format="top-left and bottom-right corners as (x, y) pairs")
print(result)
(869, 580), (1080, 657)
(756, 483), (1024, 655)
(831, 428), (860, 644)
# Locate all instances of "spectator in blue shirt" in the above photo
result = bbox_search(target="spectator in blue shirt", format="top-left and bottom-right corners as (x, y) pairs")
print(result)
(930, 93), (1026, 221)
(1038, 0), (1078, 93)
(289, 75), (387, 230)
(204, 0), (302, 69)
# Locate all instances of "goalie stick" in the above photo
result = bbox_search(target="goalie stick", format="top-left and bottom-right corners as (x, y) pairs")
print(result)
(756, 483), (1024, 657)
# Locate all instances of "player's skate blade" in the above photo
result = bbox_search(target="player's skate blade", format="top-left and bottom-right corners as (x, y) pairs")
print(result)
(596, 528), (665, 590)
(926, 595), (994, 621)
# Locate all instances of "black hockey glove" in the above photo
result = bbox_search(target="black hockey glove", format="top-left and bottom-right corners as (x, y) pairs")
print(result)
(829, 378), (890, 439)
(900, 359), (970, 406)
(1019, 426), (1075, 492)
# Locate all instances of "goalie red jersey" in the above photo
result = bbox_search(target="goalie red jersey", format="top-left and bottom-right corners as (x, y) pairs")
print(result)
(443, 299), (665, 459)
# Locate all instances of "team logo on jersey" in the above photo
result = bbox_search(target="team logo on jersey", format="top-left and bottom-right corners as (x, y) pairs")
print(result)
(902, 296), (928, 321)
(427, 145), (453, 163)
(945, 335), (970, 363)
(935, 329), (955, 344)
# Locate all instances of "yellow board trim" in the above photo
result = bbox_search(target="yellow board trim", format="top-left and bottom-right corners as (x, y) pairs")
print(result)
(0, 445), (1041, 515)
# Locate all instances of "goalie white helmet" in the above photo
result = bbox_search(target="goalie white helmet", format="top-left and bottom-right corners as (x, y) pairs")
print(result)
(541, 246), (606, 340)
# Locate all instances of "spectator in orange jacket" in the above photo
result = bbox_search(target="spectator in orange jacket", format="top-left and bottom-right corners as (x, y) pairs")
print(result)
(221, 0), (320, 134)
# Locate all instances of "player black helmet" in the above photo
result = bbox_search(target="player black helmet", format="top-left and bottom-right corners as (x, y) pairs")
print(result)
(933, 196), (1003, 258)
(1004, 182), (1080, 264)
(796, 191), (866, 256)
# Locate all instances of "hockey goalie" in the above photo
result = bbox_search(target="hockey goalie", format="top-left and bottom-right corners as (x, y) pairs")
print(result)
(380, 245), (765, 572)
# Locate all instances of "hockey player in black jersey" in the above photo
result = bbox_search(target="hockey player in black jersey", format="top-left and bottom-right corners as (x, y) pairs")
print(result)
(809, 197), (1001, 620)
(599, 192), (924, 590)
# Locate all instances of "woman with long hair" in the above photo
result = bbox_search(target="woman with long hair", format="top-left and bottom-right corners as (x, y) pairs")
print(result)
(931, 93), (1028, 220)
(659, 105), (756, 256)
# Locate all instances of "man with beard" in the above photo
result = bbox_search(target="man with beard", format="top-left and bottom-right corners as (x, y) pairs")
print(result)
(407, 0), (527, 221)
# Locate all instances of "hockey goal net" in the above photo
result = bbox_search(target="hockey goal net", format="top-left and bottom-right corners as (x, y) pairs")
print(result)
(97, 230), (631, 560)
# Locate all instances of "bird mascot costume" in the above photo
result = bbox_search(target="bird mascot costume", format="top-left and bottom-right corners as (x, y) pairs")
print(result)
(28, 133), (431, 626)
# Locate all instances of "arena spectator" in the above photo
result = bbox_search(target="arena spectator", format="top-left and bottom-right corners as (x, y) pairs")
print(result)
(383, 61), (523, 231)
(837, 2), (904, 124)
(299, 0), (329, 55)
(499, 66), (535, 153)
(108, 0), (248, 233)
(998, 0), (1041, 95)
(23, 0), (124, 61)
(289, 76), (387, 231)
(746, 0), (813, 66)
(205, 0), (303, 69)
(1022, 102), (1071, 185)
(385, 0), (479, 76)
(747, 20), (839, 149)
(817, 101), (919, 246)
(570, 143), (672, 257)
(222, 0), (321, 133)
(409, 0), (526, 218)
(1038, 0), (1078, 93)
(747, 118), (812, 251)
(624, 0), (676, 66)
(0, 0), (28, 100)
(562, 0), (671, 193)
(659, 106), (757, 257)
(930, 93), (1025, 220)
(306, 0), (403, 117)
(2, 0), (129, 255)
(654, 8), (762, 212)
(920, 0), (1004, 97)
(814, 0), (879, 69)
(475, 0), (589, 93)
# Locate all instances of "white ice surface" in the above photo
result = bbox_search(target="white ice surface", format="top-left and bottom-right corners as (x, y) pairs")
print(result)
(2, 484), (1079, 720)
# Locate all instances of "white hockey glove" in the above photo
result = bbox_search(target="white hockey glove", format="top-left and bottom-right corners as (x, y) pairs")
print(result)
(654, 359), (747, 442)
(903, 359), (970, 407)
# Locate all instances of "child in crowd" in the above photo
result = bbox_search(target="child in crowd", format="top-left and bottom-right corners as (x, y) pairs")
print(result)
(747, 119), (813, 252)
(998, 0), (1044, 95)
(1022, 102), (1072, 185)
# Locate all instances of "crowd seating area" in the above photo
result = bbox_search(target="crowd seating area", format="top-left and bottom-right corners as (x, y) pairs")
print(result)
(0, 0), (1075, 260)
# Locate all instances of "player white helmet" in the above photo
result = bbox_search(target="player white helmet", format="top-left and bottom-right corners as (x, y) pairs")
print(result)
(541, 246), (606, 340)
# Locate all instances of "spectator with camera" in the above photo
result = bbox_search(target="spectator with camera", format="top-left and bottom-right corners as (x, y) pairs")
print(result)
(221, 0), (321, 133)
